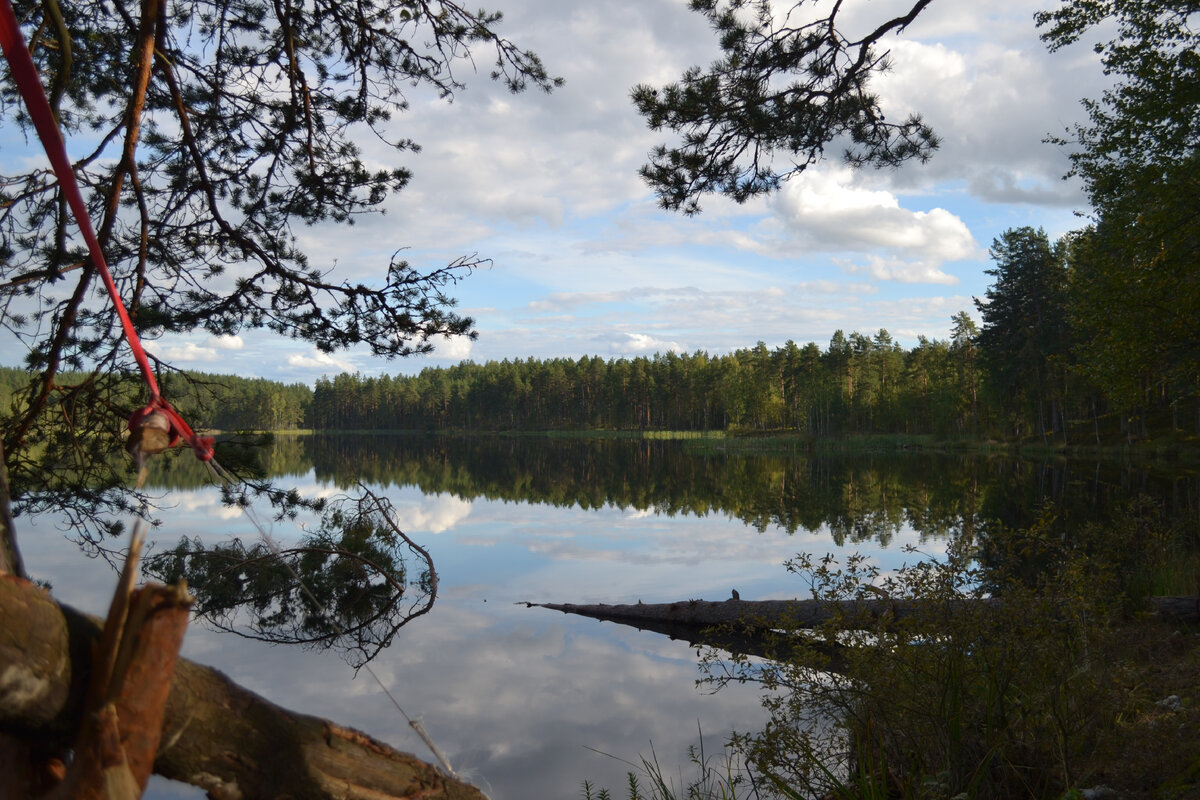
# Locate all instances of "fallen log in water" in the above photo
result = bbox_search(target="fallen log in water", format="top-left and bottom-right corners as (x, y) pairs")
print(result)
(527, 597), (965, 631)
(526, 595), (1200, 634)
(0, 575), (485, 800)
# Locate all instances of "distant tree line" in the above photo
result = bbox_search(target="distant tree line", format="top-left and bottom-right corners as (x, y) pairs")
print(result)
(159, 371), (312, 432)
(0, 367), (310, 433)
(4, 216), (1196, 444)
(308, 325), (984, 436)
(305, 217), (1198, 442)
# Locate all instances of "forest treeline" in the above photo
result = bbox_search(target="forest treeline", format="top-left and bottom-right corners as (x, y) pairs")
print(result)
(307, 209), (1200, 443)
(0, 367), (311, 433)
(309, 327), (979, 435)
(2, 226), (1197, 445)
(2, 213), (1196, 444)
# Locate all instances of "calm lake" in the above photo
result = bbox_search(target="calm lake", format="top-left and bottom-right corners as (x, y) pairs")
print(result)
(18, 434), (1200, 798)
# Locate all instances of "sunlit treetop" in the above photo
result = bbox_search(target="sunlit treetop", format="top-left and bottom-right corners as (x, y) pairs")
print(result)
(1036, 0), (1199, 211)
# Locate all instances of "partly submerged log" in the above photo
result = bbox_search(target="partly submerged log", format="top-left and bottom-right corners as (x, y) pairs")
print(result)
(528, 597), (955, 632)
(0, 575), (485, 800)
(527, 595), (1200, 636)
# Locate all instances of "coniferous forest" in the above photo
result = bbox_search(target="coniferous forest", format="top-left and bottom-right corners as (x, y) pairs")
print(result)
(305, 205), (1200, 443)
(9, 214), (1195, 448)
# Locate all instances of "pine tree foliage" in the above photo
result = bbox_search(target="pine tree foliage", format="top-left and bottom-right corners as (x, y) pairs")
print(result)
(1037, 1), (1200, 417)
(1036, 0), (1199, 213)
(974, 228), (1071, 440)
(0, 0), (558, 541)
(633, 0), (939, 214)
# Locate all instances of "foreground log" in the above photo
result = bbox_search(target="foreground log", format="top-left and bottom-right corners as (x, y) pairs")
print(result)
(0, 576), (485, 800)
(52, 579), (193, 800)
(527, 595), (1200, 635)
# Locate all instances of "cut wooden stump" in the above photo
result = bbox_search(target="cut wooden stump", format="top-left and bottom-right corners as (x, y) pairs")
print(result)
(0, 576), (486, 800)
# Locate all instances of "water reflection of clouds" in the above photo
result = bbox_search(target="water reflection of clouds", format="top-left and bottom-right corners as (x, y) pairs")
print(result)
(441, 499), (954, 609)
(389, 492), (473, 534)
(145, 593), (769, 800)
(21, 479), (953, 800)
(171, 490), (243, 520)
(316, 606), (767, 797)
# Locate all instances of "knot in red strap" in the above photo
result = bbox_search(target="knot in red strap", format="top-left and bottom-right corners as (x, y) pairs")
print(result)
(128, 399), (215, 462)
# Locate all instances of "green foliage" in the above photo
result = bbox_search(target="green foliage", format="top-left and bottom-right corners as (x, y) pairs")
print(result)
(633, 0), (938, 214)
(582, 727), (761, 800)
(0, 0), (557, 545)
(0, 366), (312, 432)
(306, 327), (997, 439)
(580, 499), (1200, 798)
(158, 370), (313, 431)
(975, 228), (1072, 442)
(690, 497), (1200, 799)
(1032, 1), (1200, 423)
(1065, 155), (1200, 416)
(1095, 494), (1200, 599)
(1036, 0), (1199, 216)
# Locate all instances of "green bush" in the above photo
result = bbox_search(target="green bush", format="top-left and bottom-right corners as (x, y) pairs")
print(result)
(708, 521), (1133, 799)
(588, 504), (1200, 799)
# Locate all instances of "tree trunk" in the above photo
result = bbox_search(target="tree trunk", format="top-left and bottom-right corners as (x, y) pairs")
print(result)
(0, 577), (485, 800)
(528, 597), (973, 631)
(525, 595), (1200, 633)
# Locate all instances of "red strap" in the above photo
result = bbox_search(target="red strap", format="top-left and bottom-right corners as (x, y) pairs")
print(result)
(129, 400), (216, 462)
(0, 0), (212, 461)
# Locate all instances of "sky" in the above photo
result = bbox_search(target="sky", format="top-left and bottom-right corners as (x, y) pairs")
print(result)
(3, 0), (1112, 385)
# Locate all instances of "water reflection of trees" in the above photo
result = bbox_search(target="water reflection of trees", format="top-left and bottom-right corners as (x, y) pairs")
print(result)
(148, 434), (1200, 547)
(144, 491), (436, 668)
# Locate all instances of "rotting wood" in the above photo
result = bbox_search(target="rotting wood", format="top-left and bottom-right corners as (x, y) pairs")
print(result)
(52, 581), (193, 799)
(0, 577), (487, 800)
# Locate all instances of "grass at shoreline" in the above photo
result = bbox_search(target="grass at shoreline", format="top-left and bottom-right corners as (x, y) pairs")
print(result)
(580, 526), (1200, 800)
(265, 427), (1200, 463)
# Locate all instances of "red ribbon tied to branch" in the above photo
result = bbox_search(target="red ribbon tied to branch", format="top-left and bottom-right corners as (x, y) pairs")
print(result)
(0, 0), (213, 461)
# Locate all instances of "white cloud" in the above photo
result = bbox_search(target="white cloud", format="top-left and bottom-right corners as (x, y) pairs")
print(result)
(527, 291), (627, 313)
(428, 335), (474, 361)
(764, 168), (979, 277)
(871, 34), (1097, 205)
(595, 332), (685, 356)
(287, 350), (355, 373)
(837, 255), (959, 286)
(157, 342), (218, 362)
(966, 170), (1082, 206)
(390, 494), (473, 534)
(208, 334), (244, 350)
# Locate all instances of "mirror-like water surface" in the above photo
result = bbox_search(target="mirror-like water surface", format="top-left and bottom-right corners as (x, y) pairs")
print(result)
(19, 435), (1200, 798)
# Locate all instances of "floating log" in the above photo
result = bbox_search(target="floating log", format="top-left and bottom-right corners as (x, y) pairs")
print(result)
(0, 575), (485, 800)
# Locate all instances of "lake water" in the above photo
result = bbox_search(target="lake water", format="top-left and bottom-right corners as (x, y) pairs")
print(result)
(16, 435), (1199, 798)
